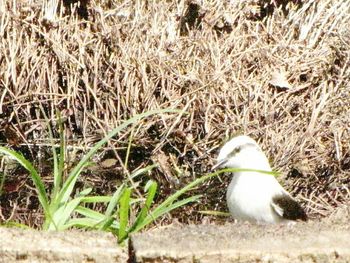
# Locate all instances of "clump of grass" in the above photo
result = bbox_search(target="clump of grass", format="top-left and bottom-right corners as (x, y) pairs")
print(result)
(0, 109), (202, 243)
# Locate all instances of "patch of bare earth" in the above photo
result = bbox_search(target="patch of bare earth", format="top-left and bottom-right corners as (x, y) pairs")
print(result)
(0, 0), (349, 227)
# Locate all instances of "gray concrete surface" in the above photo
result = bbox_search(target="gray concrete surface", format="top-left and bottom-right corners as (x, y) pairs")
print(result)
(0, 228), (127, 263)
(131, 207), (350, 263)
(0, 206), (349, 262)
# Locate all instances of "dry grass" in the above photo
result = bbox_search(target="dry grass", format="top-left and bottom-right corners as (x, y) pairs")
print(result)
(0, 0), (349, 226)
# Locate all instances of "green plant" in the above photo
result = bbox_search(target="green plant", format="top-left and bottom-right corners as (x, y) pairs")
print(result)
(0, 108), (222, 243)
(0, 171), (5, 195)
(0, 109), (180, 235)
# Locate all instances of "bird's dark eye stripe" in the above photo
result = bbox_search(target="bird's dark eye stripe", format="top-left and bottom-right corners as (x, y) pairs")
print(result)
(228, 146), (241, 158)
(227, 142), (259, 158)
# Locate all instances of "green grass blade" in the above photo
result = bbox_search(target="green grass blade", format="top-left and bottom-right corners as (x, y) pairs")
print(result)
(75, 206), (105, 220)
(128, 180), (157, 234)
(0, 171), (6, 196)
(95, 184), (126, 231)
(38, 105), (62, 200)
(80, 196), (114, 203)
(99, 216), (116, 231)
(78, 188), (92, 196)
(57, 109), (180, 206)
(124, 127), (134, 171)
(0, 147), (50, 218)
(61, 218), (103, 230)
(197, 210), (230, 216)
(47, 161), (88, 227)
(75, 206), (120, 228)
(49, 188), (92, 230)
(64, 216), (119, 231)
(134, 195), (201, 233)
(1, 221), (32, 229)
(129, 164), (158, 181)
(170, 195), (201, 209)
(56, 162), (88, 204)
(79, 195), (140, 204)
(118, 187), (131, 242)
(148, 174), (215, 218)
(56, 111), (66, 197)
(49, 197), (83, 230)
(105, 184), (125, 217)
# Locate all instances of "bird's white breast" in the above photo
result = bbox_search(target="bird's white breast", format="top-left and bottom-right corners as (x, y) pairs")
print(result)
(226, 172), (286, 223)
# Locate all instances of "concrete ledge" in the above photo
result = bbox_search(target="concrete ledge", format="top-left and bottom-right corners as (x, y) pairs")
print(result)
(130, 219), (350, 263)
(1, 207), (349, 262)
(0, 228), (127, 262)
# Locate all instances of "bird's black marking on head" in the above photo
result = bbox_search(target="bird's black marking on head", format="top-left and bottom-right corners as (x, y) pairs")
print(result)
(227, 146), (241, 158)
(272, 194), (307, 221)
(227, 142), (260, 158)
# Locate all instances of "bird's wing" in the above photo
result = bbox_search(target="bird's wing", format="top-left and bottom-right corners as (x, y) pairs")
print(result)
(270, 193), (307, 221)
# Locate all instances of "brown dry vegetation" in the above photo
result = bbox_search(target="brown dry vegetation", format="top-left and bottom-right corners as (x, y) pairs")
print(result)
(0, 0), (349, 227)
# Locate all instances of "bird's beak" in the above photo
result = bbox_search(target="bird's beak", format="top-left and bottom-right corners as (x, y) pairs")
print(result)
(211, 158), (228, 172)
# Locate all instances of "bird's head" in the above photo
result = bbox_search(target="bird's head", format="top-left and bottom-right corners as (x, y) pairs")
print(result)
(212, 135), (271, 171)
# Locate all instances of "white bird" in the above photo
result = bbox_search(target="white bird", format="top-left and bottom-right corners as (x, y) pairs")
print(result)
(212, 135), (307, 224)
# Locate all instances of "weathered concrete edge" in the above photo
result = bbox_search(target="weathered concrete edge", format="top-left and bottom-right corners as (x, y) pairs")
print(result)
(131, 248), (350, 263)
(130, 222), (350, 263)
(132, 251), (350, 263)
(0, 228), (128, 263)
(2, 218), (350, 263)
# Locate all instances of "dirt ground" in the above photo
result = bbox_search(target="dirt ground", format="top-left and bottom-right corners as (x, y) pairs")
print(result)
(0, 0), (349, 230)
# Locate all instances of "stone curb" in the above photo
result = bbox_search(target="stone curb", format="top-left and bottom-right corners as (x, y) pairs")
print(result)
(130, 221), (350, 263)
(1, 210), (349, 263)
(0, 228), (127, 263)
